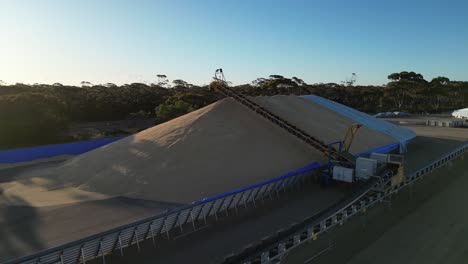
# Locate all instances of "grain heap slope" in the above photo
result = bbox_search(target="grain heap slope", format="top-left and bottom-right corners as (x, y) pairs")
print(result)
(49, 98), (318, 204)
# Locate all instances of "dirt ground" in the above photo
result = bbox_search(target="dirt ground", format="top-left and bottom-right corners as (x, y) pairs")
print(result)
(382, 114), (463, 126)
(402, 125), (467, 141)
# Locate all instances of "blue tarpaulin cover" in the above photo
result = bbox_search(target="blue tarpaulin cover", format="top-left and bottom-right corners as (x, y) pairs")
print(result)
(0, 137), (123, 164)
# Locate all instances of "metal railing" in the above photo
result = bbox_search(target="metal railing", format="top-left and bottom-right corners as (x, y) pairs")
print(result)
(234, 142), (468, 264)
(4, 162), (323, 264)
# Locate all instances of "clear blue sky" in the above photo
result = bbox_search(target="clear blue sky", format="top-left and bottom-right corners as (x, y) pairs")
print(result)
(1, 0), (467, 86)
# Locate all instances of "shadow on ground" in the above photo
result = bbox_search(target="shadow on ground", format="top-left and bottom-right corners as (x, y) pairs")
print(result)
(0, 192), (42, 262)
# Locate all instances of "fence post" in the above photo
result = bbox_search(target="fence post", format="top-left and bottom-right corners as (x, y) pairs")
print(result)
(118, 235), (124, 256)
(190, 211), (196, 230)
(134, 229), (141, 251)
(100, 241), (106, 264)
(151, 224), (156, 247)
(81, 247), (86, 264)
(164, 219), (171, 239)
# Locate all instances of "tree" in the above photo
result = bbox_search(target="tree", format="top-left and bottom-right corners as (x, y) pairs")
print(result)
(430, 76), (450, 86)
(426, 76), (450, 112)
(81, 81), (93, 87)
(250, 75), (301, 94)
(292, 77), (306, 86)
(342, 73), (357, 86)
(269, 75), (284, 80)
(388, 71), (426, 83)
(252, 78), (267, 87)
(0, 93), (68, 148)
(154, 100), (193, 123)
(156, 74), (169, 88)
(172, 79), (190, 88)
(385, 71), (427, 110)
(388, 73), (400, 81)
(104, 83), (117, 88)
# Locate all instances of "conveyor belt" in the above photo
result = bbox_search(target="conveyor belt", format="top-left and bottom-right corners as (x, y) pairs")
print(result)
(210, 80), (347, 161)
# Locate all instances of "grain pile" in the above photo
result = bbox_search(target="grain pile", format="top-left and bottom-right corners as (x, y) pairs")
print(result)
(48, 98), (315, 204)
(46, 96), (397, 204)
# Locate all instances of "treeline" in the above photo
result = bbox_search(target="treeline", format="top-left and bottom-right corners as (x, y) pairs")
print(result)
(0, 71), (466, 149)
(239, 72), (467, 113)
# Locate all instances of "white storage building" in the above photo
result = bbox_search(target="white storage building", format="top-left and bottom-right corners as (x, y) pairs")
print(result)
(452, 108), (468, 119)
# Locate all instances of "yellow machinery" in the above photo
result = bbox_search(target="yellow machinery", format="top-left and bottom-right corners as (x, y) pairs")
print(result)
(343, 124), (362, 152)
(368, 153), (405, 187)
(388, 155), (405, 186)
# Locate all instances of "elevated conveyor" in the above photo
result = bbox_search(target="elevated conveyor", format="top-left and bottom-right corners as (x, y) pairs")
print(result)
(209, 70), (352, 163)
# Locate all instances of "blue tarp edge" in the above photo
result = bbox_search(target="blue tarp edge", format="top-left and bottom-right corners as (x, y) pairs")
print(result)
(0, 137), (124, 164)
(197, 140), (405, 204)
(196, 162), (324, 204)
(356, 141), (401, 156)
